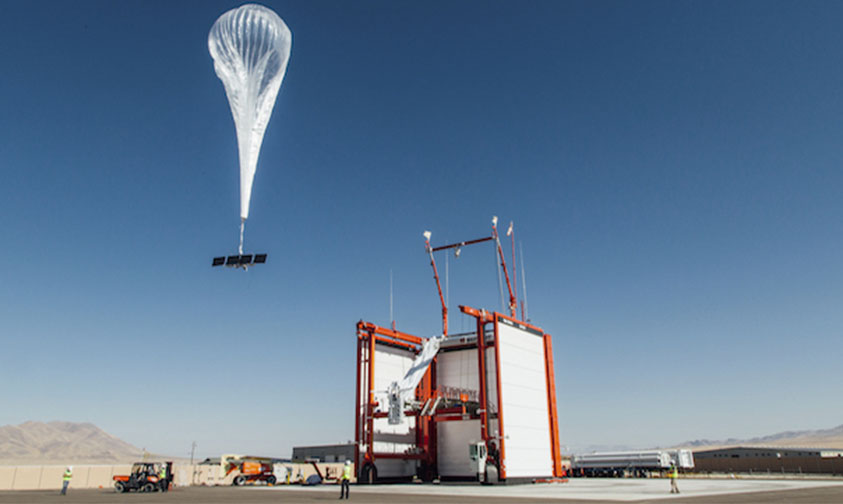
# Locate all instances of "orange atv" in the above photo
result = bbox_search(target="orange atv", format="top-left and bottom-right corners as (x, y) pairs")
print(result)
(113, 462), (171, 493)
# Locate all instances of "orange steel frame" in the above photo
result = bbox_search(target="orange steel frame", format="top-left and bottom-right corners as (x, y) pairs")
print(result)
(424, 218), (517, 335)
(355, 310), (563, 482)
(355, 321), (438, 481)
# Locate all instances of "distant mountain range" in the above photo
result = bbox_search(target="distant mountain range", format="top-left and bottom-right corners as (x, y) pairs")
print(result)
(3, 420), (841, 463)
(678, 424), (843, 450)
(0, 421), (143, 464)
(565, 424), (843, 455)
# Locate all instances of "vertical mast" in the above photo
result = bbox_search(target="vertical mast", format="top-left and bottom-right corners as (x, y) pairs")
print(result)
(390, 269), (395, 331)
(491, 216), (517, 318)
(520, 242), (529, 321)
(508, 221), (517, 319)
(424, 231), (448, 336)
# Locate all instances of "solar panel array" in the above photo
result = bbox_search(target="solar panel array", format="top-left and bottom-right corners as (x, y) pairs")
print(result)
(212, 254), (267, 267)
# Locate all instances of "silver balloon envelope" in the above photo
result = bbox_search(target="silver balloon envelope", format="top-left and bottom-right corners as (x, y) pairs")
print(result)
(209, 3), (292, 224)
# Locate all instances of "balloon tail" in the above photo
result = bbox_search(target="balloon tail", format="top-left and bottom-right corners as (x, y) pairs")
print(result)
(239, 219), (245, 256)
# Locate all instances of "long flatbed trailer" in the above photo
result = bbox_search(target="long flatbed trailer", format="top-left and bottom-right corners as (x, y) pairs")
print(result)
(571, 449), (694, 477)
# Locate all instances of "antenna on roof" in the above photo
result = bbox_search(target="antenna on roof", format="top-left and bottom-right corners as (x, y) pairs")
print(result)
(445, 251), (449, 315)
(390, 269), (395, 331)
(520, 241), (529, 321)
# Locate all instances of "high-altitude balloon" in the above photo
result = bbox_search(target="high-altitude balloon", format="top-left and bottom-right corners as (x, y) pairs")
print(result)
(209, 3), (291, 252)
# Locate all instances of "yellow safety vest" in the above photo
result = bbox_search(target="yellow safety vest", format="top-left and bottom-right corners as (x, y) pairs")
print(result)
(63, 471), (72, 481)
(342, 465), (352, 480)
(670, 467), (678, 478)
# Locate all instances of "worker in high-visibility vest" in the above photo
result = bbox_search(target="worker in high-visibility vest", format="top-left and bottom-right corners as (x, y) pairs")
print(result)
(669, 462), (679, 494)
(339, 460), (352, 499)
(60, 466), (72, 495)
(159, 464), (168, 492)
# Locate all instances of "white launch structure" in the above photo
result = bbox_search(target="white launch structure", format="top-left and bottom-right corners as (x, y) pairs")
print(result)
(355, 219), (562, 484)
(356, 315), (562, 483)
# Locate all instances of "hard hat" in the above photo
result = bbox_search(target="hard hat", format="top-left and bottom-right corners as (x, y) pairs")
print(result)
(68, 466), (73, 471)
(345, 460), (351, 465)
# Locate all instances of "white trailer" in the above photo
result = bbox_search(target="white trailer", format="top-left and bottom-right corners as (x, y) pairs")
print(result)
(668, 449), (695, 470)
(572, 449), (693, 477)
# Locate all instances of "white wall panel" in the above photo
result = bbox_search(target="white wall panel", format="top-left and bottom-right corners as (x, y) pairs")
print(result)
(369, 344), (417, 477)
(437, 419), (481, 477)
(497, 321), (553, 478)
(373, 346), (414, 399)
(436, 349), (479, 401)
(485, 347), (498, 423)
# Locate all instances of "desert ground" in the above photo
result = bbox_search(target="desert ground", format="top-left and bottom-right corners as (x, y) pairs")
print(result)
(3, 479), (843, 504)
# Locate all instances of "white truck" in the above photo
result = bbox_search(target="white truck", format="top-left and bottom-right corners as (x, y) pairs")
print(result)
(571, 449), (694, 477)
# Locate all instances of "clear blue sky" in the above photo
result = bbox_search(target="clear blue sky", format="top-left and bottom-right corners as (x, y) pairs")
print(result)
(1, 0), (842, 458)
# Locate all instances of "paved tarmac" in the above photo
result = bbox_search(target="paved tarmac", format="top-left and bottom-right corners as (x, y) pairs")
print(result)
(2, 479), (843, 504)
